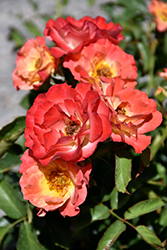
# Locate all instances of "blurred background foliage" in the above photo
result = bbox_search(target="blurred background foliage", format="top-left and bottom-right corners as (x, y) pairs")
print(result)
(0, 0), (167, 249)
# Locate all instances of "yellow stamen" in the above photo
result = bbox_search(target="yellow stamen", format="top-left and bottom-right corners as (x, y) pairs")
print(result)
(65, 120), (80, 136)
(47, 170), (71, 194)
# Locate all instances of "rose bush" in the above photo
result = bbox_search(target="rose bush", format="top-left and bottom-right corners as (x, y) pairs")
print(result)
(43, 16), (124, 57)
(12, 36), (58, 90)
(1, 4), (167, 248)
(25, 82), (112, 165)
(19, 149), (92, 217)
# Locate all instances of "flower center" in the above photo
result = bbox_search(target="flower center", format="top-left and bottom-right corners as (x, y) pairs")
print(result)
(65, 120), (80, 136)
(116, 106), (126, 115)
(47, 170), (71, 193)
(96, 66), (113, 78)
(159, 10), (167, 21)
(90, 59), (118, 83)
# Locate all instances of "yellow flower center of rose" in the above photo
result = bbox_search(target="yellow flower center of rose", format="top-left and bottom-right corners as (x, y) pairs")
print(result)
(116, 106), (127, 115)
(65, 120), (80, 136)
(40, 163), (74, 197)
(91, 60), (116, 79)
(27, 57), (40, 72)
(158, 10), (167, 22)
(47, 170), (71, 193)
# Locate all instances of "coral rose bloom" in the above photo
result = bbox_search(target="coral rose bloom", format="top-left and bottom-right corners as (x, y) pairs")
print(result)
(105, 88), (163, 153)
(159, 68), (167, 80)
(25, 82), (112, 165)
(64, 39), (137, 94)
(43, 16), (124, 57)
(12, 37), (58, 90)
(149, 0), (167, 32)
(19, 149), (92, 217)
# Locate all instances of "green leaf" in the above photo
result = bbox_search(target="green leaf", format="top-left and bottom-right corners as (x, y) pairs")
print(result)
(127, 180), (142, 194)
(8, 28), (24, 48)
(137, 42), (151, 72)
(90, 204), (110, 222)
(62, 0), (68, 6)
(140, 147), (151, 167)
(20, 90), (40, 110)
(163, 33), (167, 55)
(17, 221), (45, 250)
(0, 227), (9, 245)
(110, 187), (118, 210)
(29, 0), (38, 10)
(0, 217), (10, 245)
(135, 225), (162, 248)
(124, 198), (165, 220)
(0, 180), (26, 219)
(159, 205), (167, 228)
(0, 117), (26, 157)
(115, 152), (132, 193)
(0, 152), (21, 174)
(24, 21), (42, 37)
(97, 220), (126, 250)
(88, 0), (94, 6)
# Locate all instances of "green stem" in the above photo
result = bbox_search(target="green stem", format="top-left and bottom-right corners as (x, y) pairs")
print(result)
(54, 0), (63, 19)
(7, 217), (26, 230)
(110, 210), (135, 229)
(147, 37), (158, 94)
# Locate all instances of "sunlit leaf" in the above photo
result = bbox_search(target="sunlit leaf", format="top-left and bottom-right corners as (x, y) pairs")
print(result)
(110, 187), (118, 210)
(115, 152), (132, 193)
(17, 221), (45, 250)
(90, 204), (110, 222)
(124, 198), (165, 220)
(136, 225), (162, 248)
(0, 180), (26, 219)
(97, 220), (126, 250)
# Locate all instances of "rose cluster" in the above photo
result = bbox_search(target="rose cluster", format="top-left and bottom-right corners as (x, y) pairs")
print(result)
(13, 16), (162, 217)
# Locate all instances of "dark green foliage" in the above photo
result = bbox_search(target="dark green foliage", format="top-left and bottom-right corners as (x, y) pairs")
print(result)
(2, 0), (167, 249)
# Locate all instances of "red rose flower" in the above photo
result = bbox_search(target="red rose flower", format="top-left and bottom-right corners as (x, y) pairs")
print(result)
(43, 16), (124, 57)
(149, 0), (167, 32)
(104, 88), (163, 153)
(12, 37), (58, 90)
(25, 82), (112, 165)
(19, 149), (92, 217)
(64, 39), (137, 94)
